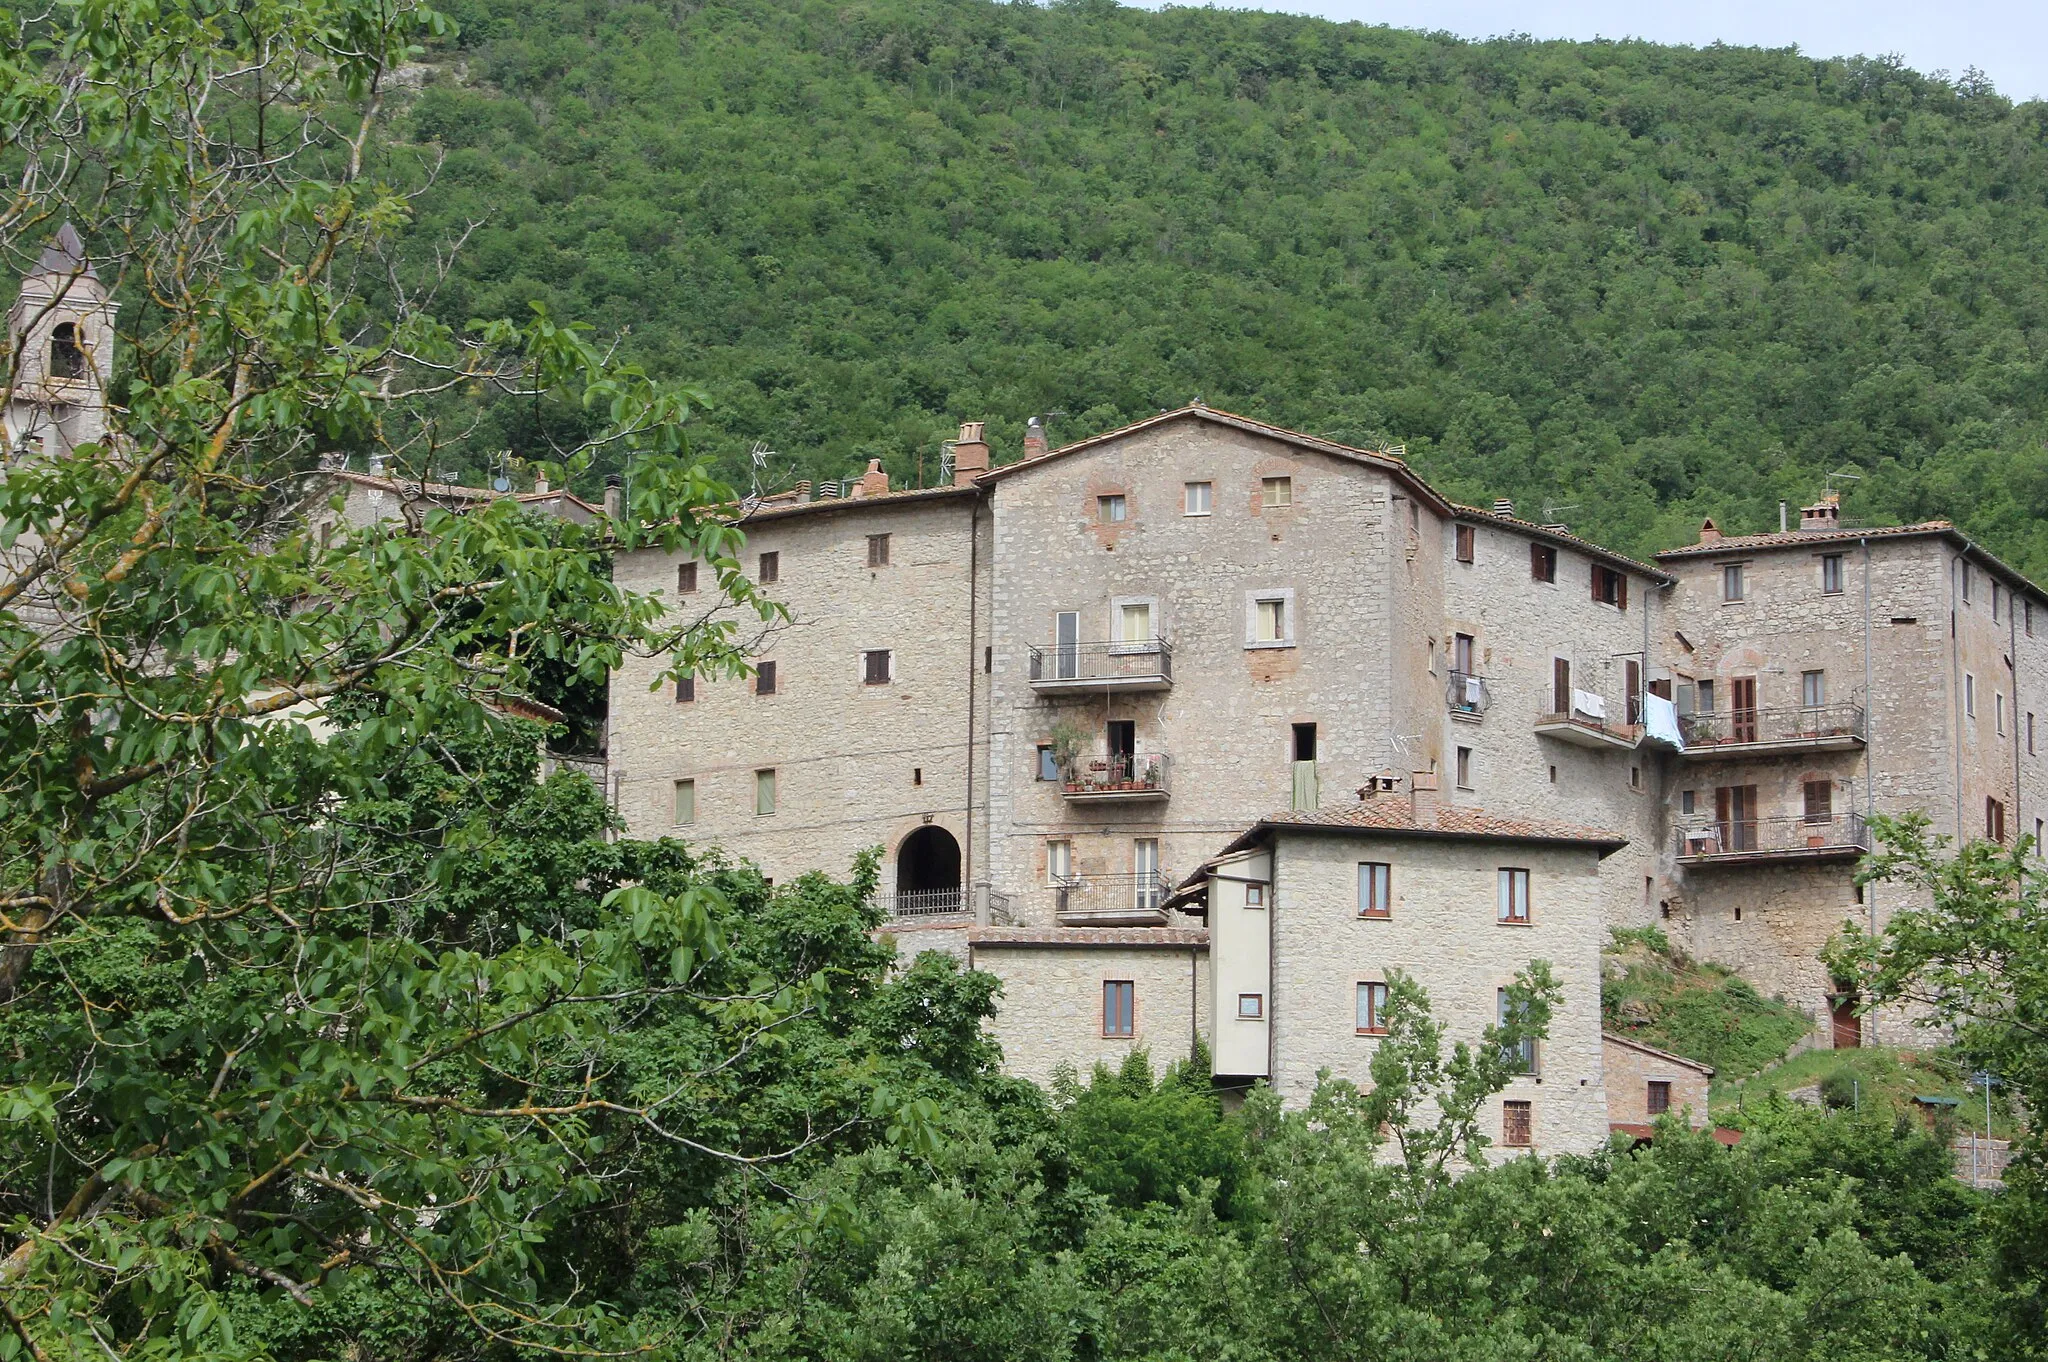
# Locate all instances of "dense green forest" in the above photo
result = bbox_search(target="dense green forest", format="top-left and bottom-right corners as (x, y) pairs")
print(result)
(394, 0), (2048, 567)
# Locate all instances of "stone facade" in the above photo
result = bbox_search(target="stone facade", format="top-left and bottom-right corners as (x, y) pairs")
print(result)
(1602, 1033), (1713, 1128)
(4, 225), (118, 460)
(968, 929), (1210, 1088)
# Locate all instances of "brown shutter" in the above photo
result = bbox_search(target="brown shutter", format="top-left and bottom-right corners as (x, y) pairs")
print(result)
(1617, 572), (1629, 611)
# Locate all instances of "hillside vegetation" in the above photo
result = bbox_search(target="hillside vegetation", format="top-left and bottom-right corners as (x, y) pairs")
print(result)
(391, 0), (2048, 568)
(1603, 927), (1811, 1078)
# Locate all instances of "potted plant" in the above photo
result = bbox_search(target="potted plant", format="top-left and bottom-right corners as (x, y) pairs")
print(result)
(1050, 718), (1089, 785)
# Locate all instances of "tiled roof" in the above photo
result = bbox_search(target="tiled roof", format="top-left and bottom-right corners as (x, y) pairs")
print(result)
(978, 404), (1454, 514)
(1611, 1122), (1742, 1146)
(1258, 800), (1629, 847)
(1654, 520), (1953, 559)
(1451, 504), (1671, 582)
(1602, 1031), (1715, 1075)
(969, 926), (1208, 948)
(737, 483), (978, 524)
(31, 223), (96, 281)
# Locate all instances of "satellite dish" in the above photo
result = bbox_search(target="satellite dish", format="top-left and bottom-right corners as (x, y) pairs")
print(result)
(493, 476), (511, 492)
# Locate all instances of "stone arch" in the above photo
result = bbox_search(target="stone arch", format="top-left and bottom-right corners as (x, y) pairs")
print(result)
(896, 824), (961, 908)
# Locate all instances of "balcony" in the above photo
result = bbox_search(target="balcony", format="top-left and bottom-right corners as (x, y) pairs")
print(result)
(1446, 670), (1491, 721)
(870, 886), (1016, 925)
(1679, 704), (1867, 758)
(1533, 694), (1640, 750)
(1028, 639), (1173, 693)
(1675, 813), (1870, 866)
(1054, 871), (1174, 927)
(1061, 751), (1170, 803)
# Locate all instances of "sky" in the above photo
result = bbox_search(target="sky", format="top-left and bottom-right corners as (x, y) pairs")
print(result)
(1220, 1), (2048, 102)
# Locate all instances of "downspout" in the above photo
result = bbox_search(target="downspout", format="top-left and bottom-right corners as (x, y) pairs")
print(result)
(1862, 536), (1877, 1046)
(2012, 564), (2023, 853)
(1267, 835), (1279, 1087)
(1190, 943), (1200, 1063)
(1951, 554), (1965, 843)
(964, 493), (980, 895)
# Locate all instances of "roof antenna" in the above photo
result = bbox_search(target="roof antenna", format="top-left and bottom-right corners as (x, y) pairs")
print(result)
(1824, 467), (1863, 499)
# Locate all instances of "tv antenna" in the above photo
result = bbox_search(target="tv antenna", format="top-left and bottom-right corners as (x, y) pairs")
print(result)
(938, 440), (956, 486)
(747, 441), (776, 498)
(1542, 502), (1580, 523)
(1824, 467), (1863, 498)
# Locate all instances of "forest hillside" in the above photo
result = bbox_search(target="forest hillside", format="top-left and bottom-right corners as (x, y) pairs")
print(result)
(397, 0), (2048, 567)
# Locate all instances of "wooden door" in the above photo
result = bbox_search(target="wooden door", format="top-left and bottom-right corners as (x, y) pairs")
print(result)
(1731, 676), (1758, 743)
(1831, 995), (1861, 1049)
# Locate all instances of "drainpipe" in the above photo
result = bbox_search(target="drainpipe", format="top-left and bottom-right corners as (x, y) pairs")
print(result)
(1862, 536), (1877, 1046)
(1267, 835), (1279, 1088)
(964, 494), (980, 895)
(1951, 555), (1965, 844)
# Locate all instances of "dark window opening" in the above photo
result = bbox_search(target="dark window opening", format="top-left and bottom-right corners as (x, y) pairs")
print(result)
(1592, 564), (1628, 609)
(675, 675), (695, 704)
(867, 534), (890, 567)
(1107, 719), (1136, 765)
(755, 660), (777, 695)
(50, 323), (84, 379)
(1530, 543), (1556, 583)
(1647, 1081), (1671, 1116)
(863, 649), (891, 685)
(677, 561), (698, 594)
(1292, 722), (1317, 762)
(757, 550), (779, 583)
(897, 825), (962, 906)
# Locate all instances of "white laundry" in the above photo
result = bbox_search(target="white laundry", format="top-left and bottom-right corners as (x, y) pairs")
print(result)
(1644, 692), (1685, 749)
(1571, 688), (1606, 720)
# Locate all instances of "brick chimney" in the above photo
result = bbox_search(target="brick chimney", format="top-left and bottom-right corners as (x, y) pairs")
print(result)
(952, 420), (990, 487)
(603, 473), (623, 520)
(1492, 497), (1514, 518)
(1698, 516), (1721, 546)
(1799, 494), (1841, 532)
(1409, 770), (1440, 826)
(1022, 416), (1049, 463)
(854, 458), (890, 499)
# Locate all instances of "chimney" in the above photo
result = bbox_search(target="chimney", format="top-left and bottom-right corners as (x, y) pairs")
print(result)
(1799, 494), (1841, 533)
(952, 420), (991, 487)
(1409, 770), (1440, 826)
(854, 458), (890, 499)
(1492, 497), (1514, 518)
(367, 453), (386, 479)
(603, 473), (623, 520)
(1698, 516), (1721, 546)
(533, 474), (549, 495)
(1022, 416), (1049, 463)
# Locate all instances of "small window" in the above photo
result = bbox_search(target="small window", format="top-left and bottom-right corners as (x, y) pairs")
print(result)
(1257, 599), (1285, 641)
(675, 674), (695, 704)
(757, 550), (779, 584)
(1592, 564), (1627, 609)
(1244, 882), (1266, 907)
(1502, 1100), (1533, 1147)
(1988, 797), (2007, 844)
(1184, 481), (1212, 515)
(1821, 554), (1843, 595)
(1804, 780), (1832, 823)
(1962, 562), (1973, 604)
(2029, 712), (2037, 756)
(1965, 673), (1976, 717)
(1249, 592), (1293, 647)
(1629, 764), (1642, 791)
(1237, 993), (1264, 1019)
(1047, 839), (1072, 882)
(1993, 582), (2003, 622)
(1103, 980), (1135, 1038)
(1455, 745), (1473, 790)
(1998, 692), (2007, 736)
(1498, 868), (1531, 924)
(912, 766), (922, 786)
(1548, 764), (1557, 784)
(1499, 989), (1537, 1073)
(754, 768), (777, 816)
(756, 660), (778, 695)
(2029, 601), (2036, 637)
(1801, 670), (1826, 709)
(1454, 524), (1476, 563)
(1261, 476), (1292, 507)
(1647, 1080), (1671, 1116)
(1722, 563), (1745, 602)
(1681, 789), (1696, 815)
(1037, 744), (1059, 781)
(984, 645), (992, 674)
(1292, 722), (1317, 762)
(863, 649), (892, 685)
(49, 322), (84, 379)
(673, 778), (695, 825)
(1098, 494), (1127, 523)
(1696, 679), (1716, 713)
(866, 534), (891, 567)
(1530, 543), (1557, 582)
(677, 561), (699, 594)
(1358, 862), (1391, 917)
(1356, 981), (1390, 1034)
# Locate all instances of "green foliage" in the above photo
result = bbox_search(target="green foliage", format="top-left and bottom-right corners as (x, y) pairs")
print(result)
(1055, 1050), (1245, 1215)
(1605, 926), (1812, 1077)
(1819, 1068), (1860, 1109)
(390, 0), (2048, 570)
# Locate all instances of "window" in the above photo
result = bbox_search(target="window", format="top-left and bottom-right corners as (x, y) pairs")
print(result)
(1998, 692), (2007, 736)
(1626, 659), (1642, 725)
(1962, 563), (1973, 604)
(866, 533), (890, 567)
(49, 322), (84, 379)
(1244, 882), (1265, 907)
(1966, 673), (1976, 718)
(1047, 839), (1072, 883)
(1261, 476), (1292, 508)
(1988, 797), (2007, 844)
(1498, 868), (1531, 924)
(1114, 598), (1155, 645)
(677, 561), (698, 594)
(1358, 862), (1391, 918)
(1502, 1100), (1533, 1147)
(673, 779), (695, 825)
(1994, 582), (2003, 622)
(675, 675), (695, 704)
(1821, 553), (1844, 595)
(1103, 981), (1135, 1038)
(1647, 1081), (1671, 1116)
(1630, 764), (1642, 791)
(1548, 764), (1558, 784)
(1184, 481), (1212, 515)
(2031, 712), (2037, 756)
(912, 767), (922, 787)
(1237, 993), (1264, 1019)
(1717, 784), (1760, 851)
(1456, 745), (1474, 789)
(862, 649), (892, 685)
(1592, 564), (1628, 609)
(1804, 780), (1833, 823)
(1453, 632), (1476, 676)
(1681, 789), (1696, 816)
(755, 660), (777, 695)
(1696, 679), (1716, 713)
(1247, 590), (1294, 647)
(1499, 989), (1537, 1073)
(1037, 745), (1059, 781)
(1801, 670), (1826, 709)
(754, 768), (776, 816)
(1722, 563), (1745, 602)
(1530, 543), (1557, 582)
(1356, 981), (1390, 1034)
(1133, 839), (1161, 908)
(1292, 723), (1317, 762)
(757, 551), (779, 584)
(1455, 524), (1476, 563)
(1098, 494), (1127, 523)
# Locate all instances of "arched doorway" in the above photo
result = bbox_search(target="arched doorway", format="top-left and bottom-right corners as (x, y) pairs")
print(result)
(896, 825), (962, 915)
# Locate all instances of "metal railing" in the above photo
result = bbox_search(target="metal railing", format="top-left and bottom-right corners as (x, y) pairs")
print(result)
(1681, 703), (1867, 748)
(1062, 751), (1169, 797)
(1675, 812), (1870, 859)
(1054, 870), (1175, 919)
(869, 885), (1016, 925)
(1534, 699), (1639, 741)
(1446, 670), (1491, 716)
(1028, 638), (1173, 684)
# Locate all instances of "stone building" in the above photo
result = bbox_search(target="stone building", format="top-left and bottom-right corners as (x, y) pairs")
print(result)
(4, 224), (118, 460)
(1602, 1033), (1714, 1132)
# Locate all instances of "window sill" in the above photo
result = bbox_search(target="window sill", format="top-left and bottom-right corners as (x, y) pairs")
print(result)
(1235, 1014), (1264, 1022)
(1356, 1028), (1387, 1037)
(1357, 911), (1391, 920)
(1245, 639), (1296, 651)
(1497, 918), (1533, 928)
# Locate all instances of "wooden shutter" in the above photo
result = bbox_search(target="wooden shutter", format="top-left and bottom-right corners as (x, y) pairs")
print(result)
(1552, 657), (1570, 715)
(1503, 1100), (1532, 1147)
(1616, 572), (1628, 610)
(755, 660), (776, 695)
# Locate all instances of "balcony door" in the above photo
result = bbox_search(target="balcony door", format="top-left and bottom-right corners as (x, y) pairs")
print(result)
(1716, 784), (1758, 852)
(1552, 657), (1571, 715)
(1055, 611), (1080, 680)
(1107, 719), (1136, 782)
(1731, 676), (1758, 743)
(1133, 837), (1160, 909)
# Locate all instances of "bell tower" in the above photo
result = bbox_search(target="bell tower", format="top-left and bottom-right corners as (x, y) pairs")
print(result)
(5, 223), (118, 459)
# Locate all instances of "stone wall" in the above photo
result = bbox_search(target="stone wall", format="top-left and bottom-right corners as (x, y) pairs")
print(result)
(1601, 1034), (1713, 1127)
(969, 931), (1211, 1087)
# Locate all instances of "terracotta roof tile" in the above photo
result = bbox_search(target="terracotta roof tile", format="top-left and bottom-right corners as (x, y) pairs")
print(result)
(969, 926), (1209, 948)
(1602, 1031), (1715, 1075)
(1259, 800), (1628, 846)
(1451, 504), (1671, 581)
(1654, 520), (1954, 558)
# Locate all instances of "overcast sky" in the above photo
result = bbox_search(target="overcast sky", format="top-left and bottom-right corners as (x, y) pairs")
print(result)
(1197, 1), (2048, 102)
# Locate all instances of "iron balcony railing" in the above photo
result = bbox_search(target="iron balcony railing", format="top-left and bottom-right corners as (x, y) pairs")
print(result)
(1680, 703), (1867, 749)
(1446, 670), (1491, 716)
(1062, 751), (1169, 797)
(1675, 812), (1870, 860)
(869, 886), (1016, 925)
(1028, 638), (1173, 685)
(1054, 870), (1175, 920)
